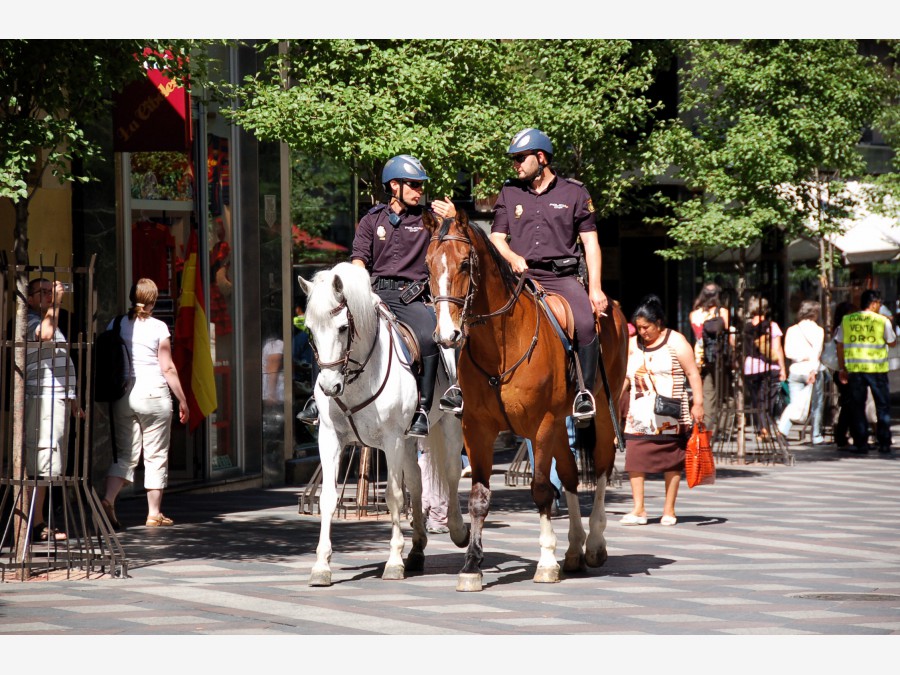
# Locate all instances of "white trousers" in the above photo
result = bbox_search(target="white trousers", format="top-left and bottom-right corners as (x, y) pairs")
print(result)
(25, 396), (70, 477)
(107, 381), (173, 490)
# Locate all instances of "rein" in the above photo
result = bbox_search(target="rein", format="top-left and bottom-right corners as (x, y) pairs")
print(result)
(309, 300), (376, 385)
(430, 231), (542, 436)
(328, 316), (396, 444)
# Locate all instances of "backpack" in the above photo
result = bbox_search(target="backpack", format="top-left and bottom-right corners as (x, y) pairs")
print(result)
(94, 315), (132, 402)
(701, 314), (726, 366)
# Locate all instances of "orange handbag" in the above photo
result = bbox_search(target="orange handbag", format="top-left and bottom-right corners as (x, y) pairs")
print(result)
(685, 422), (715, 488)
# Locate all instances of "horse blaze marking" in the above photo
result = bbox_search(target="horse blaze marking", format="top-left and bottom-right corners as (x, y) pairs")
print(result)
(437, 253), (456, 338)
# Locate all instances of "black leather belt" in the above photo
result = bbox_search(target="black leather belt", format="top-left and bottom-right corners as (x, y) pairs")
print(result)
(374, 277), (411, 290)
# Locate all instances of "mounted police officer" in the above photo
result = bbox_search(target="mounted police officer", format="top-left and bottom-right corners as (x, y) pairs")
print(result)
(488, 128), (609, 426)
(296, 154), (462, 437)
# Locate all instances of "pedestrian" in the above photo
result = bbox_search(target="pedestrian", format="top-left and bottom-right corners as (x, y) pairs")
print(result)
(489, 127), (608, 427)
(297, 154), (460, 436)
(621, 295), (703, 526)
(689, 282), (730, 432)
(836, 288), (896, 454)
(100, 278), (189, 529)
(743, 295), (787, 440)
(777, 300), (826, 444)
(24, 277), (82, 542)
(830, 301), (856, 449)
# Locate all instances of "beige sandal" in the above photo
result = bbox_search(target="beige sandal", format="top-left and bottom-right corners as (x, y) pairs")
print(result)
(145, 513), (174, 527)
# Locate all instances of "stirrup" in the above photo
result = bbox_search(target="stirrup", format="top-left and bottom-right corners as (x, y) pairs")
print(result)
(297, 398), (319, 427)
(407, 409), (430, 438)
(572, 390), (596, 428)
(439, 384), (463, 415)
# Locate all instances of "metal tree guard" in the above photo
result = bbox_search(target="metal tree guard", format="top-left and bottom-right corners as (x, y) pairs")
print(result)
(0, 254), (126, 581)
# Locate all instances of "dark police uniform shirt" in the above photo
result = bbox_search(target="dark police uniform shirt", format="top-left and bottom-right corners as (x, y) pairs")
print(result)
(491, 172), (596, 265)
(351, 204), (431, 282)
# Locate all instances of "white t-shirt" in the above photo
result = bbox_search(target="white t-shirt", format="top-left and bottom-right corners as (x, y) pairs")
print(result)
(109, 315), (171, 387)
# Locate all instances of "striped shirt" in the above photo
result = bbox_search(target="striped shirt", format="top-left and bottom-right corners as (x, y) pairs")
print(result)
(26, 309), (76, 399)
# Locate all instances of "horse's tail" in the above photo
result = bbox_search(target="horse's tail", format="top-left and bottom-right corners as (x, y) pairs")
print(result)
(574, 422), (596, 478)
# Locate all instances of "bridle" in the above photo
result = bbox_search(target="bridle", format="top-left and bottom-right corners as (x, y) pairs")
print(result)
(308, 300), (375, 386)
(308, 299), (401, 444)
(428, 233), (530, 334)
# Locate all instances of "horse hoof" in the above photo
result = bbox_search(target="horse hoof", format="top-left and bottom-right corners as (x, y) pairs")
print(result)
(308, 569), (333, 587)
(405, 551), (425, 573)
(382, 564), (406, 581)
(533, 565), (561, 583)
(585, 548), (608, 568)
(563, 552), (587, 574)
(456, 572), (483, 592)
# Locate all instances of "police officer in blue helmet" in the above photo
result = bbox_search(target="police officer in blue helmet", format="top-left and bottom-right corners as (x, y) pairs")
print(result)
(296, 154), (460, 436)
(490, 128), (609, 425)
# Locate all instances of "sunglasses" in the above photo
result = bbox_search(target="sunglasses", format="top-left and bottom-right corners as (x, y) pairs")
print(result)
(510, 152), (535, 164)
(404, 181), (424, 190)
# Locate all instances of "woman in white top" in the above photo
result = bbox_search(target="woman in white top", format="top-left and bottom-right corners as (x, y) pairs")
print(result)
(101, 278), (189, 529)
(777, 300), (825, 443)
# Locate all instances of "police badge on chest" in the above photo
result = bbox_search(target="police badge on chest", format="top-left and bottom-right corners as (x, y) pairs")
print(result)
(377, 224), (386, 240)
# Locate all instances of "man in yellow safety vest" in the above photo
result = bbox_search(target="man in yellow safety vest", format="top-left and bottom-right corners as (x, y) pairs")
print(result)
(836, 289), (896, 454)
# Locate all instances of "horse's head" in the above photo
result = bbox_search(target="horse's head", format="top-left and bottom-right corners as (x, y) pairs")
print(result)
(424, 209), (476, 348)
(297, 262), (378, 397)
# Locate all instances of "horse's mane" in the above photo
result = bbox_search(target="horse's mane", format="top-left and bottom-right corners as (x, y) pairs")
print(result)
(306, 261), (379, 341)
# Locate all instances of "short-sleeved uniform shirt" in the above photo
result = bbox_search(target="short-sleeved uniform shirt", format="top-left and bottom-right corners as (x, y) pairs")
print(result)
(491, 173), (597, 264)
(351, 204), (431, 282)
(492, 173), (598, 344)
(351, 203), (438, 358)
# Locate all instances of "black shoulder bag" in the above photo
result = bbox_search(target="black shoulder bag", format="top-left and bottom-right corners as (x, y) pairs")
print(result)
(641, 336), (682, 419)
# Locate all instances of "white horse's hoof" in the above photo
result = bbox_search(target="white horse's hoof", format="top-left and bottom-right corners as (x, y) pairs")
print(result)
(382, 564), (406, 580)
(456, 572), (483, 592)
(563, 552), (587, 573)
(533, 565), (561, 583)
(308, 569), (333, 587)
(585, 548), (608, 568)
(405, 551), (425, 572)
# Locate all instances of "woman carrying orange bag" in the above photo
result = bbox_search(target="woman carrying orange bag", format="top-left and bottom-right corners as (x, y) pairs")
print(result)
(621, 295), (704, 526)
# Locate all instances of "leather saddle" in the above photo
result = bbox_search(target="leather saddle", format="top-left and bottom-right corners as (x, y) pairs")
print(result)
(376, 302), (422, 373)
(528, 280), (576, 345)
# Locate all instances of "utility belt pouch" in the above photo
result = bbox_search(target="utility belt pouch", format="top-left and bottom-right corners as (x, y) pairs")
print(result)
(399, 280), (426, 304)
(551, 257), (579, 277)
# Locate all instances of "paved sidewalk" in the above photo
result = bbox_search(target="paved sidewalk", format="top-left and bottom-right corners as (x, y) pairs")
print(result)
(1, 430), (899, 671)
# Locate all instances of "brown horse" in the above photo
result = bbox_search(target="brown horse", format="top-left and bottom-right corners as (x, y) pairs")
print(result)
(424, 210), (628, 592)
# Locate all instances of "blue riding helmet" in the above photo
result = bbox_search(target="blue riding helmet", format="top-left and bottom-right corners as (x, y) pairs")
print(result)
(381, 155), (430, 185)
(507, 128), (553, 157)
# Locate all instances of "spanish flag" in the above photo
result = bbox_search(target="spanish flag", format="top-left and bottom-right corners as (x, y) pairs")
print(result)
(174, 228), (217, 432)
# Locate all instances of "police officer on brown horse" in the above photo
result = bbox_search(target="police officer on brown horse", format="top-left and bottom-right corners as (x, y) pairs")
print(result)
(488, 128), (609, 426)
(297, 154), (461, 436)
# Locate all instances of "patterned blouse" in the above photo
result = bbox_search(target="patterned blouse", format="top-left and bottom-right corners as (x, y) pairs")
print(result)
(625, 329), (692, 435)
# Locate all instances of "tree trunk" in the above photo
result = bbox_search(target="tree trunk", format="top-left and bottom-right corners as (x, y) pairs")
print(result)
(12, 199), (30, 577)
(735, 253), (746, 464)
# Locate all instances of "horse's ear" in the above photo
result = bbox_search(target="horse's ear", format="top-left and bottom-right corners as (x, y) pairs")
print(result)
(332, 274), (344, 298)
(457, 209), (469, 226)
(298, 275), (313, 297)
(422, 209), (438, 234)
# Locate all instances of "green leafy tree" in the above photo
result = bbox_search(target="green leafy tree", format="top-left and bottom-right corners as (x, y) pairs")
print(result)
(214, 39), (666, 216)
(653, 40), (896, 260)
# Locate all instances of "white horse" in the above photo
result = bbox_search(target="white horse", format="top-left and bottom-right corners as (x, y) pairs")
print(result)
(298, 262), (466, 586)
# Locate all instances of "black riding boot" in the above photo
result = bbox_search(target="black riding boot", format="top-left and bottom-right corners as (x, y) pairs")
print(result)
(408, 354), (439, 437)
(572, 338), (599, 428)
(296, 396), (319, 426)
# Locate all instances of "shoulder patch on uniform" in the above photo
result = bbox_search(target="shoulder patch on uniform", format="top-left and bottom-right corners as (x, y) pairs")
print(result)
(367, 203), (388, 215)
(564, 177), (585, 186)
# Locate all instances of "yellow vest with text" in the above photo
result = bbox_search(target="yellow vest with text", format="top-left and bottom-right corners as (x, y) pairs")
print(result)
(842, 311), (890, 374)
